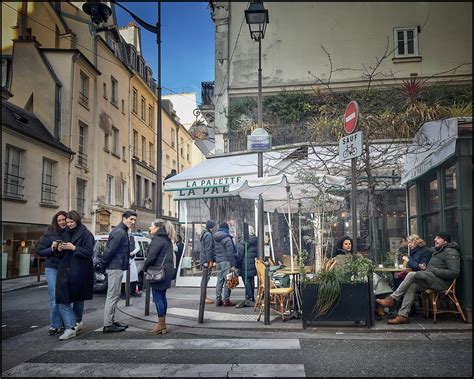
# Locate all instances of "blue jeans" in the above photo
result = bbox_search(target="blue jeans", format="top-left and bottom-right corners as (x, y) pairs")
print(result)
(215, 261), (231, 302)
(243, 275), (255, 301)
(45, 267), (62, 329)
(151, 287), (168, 317)
(73, 301), (84, 323)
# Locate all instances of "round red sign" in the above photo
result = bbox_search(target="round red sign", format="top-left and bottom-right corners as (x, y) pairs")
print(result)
(343, 101), (359, 134)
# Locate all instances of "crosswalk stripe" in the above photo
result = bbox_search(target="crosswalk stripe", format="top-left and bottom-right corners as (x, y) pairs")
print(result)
(55, 338), (301, 350)
(2, 363), (306, 377)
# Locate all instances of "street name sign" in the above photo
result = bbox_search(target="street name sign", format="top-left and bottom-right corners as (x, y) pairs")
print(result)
(247, 128), (272, 151)
(339, 131), (363, 161)
(343, 100), (359, 134)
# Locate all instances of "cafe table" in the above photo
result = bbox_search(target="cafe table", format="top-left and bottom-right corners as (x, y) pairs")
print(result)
(373, 266), (406, 291)
(275, 267), (302, 319)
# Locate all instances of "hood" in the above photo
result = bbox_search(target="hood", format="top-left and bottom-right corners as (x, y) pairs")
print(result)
(213, 230), (229, 243)
(436, 241), (460, 252)
(154, 227), (169, 239)
(200, 229), (210, 241)
(247, 235), (258, 245)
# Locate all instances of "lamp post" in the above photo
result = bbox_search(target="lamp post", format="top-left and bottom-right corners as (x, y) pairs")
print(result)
(82, 1), (163, 218)
(245, 0), (269, 260)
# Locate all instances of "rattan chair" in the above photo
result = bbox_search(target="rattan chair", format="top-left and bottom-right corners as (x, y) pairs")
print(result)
(255, 259), (294, 321)
(422, 279), (467, 323)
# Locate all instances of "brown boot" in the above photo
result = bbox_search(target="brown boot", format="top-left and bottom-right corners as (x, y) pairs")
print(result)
(387, 315), (409, 325)
(376, 296), (395, 308)
(205, 298), (214, 304)
(148, 317), (167, 335)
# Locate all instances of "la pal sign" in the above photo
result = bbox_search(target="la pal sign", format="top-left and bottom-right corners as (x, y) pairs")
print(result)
(343, 101), (359, 134)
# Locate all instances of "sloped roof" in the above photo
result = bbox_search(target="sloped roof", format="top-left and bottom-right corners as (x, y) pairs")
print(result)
(1, 100), (74, 155)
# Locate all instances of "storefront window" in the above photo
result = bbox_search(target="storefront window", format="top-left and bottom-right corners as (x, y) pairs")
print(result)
(408, 185), (417, 216)
(445, 208), (458, 244)
(426, 177), (439, 213)
(426, 214), (440, 247)
(445, 164), (457, 206)
(409, 218), (417, 235)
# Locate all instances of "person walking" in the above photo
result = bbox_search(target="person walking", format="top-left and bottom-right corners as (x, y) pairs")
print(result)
(172, 234), (184, 282)
(376, 232), (460, 325)
(200, 220), (216, 304)
(214, 222), (237, 307)
(55, 211), (95, 340)
(143, 219), (176, 335)
(236, 225), (258, 303)
(102, 210), (137, 333)
(37, 210), (68, 336)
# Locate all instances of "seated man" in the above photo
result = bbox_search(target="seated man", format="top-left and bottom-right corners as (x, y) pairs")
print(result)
(376, 232), (460, 325)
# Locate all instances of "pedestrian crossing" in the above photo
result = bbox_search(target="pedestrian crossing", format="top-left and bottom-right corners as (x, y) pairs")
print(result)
(2, 334), (306, 377)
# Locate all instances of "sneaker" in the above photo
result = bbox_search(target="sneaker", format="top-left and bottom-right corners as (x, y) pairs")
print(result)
(113, 321), (128, 329)
(103, 324), (126, 333)
(59, 328), (76, 340)
(223, 300), (236, 307)
(48, 327), (60, 336)
(216, 300), (224, 307)
(75, 321), (84, 332)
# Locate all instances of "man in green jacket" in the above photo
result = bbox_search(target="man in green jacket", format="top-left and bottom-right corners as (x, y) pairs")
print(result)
(377, 232), (461, 325)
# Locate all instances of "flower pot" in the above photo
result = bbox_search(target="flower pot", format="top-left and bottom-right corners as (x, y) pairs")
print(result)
(301, 282), (372, 328)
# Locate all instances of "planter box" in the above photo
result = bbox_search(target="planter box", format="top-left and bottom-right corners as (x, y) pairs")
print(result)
(301, 282), (372, 328)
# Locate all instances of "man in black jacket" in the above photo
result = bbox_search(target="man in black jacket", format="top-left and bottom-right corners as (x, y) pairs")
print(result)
(102, 210), (137, 333)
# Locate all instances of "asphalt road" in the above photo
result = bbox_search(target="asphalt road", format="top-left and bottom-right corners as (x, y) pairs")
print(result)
(2, 287), (472, 377)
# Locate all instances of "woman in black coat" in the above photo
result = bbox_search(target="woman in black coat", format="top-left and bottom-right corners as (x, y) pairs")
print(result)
(331, 236), (353, 258)
(143, 219), (176, 335)
(236, 225), (258, 302)
(55, 211), (94, 340)
(37, 210), (68, 336)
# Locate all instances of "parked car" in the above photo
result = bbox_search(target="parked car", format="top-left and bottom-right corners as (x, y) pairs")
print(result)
(93, 234), (151, 293)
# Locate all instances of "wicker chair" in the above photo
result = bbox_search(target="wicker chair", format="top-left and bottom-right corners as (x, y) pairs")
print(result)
(422, 279), (467, 323)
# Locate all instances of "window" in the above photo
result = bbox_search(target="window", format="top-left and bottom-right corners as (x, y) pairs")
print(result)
(426, 177), (439, 213)
(180, 137), (184, 157)
(103, 82), (107, 99)
(141, 96), (146, 120)
(111, 76), (118, 105)
(79, 71), (89, 107)
(149, 142), (154, 167)
(148, 105), (153, 128)
(135, 175), (142, 207)
(1, 57), (12, 89)
(445, 164), (457, 206)
(106, 175), (114, 204)
(394, 27), (419, 58)
(120, 181), (126, 206)
(4, 146), (24, 198)
(171, 129), (176, 148)
(122, 146), (126, 161)
(151, 182), (156, 210)
(133, 130), (138, 157)
(132, 88), (138, 114)
(104, 132), (109, 152)
(130, 49), (136, 68)
(76, 179), (86, 216)
(121, 99), (125, 113)
(186, 144), (191, 162)
(112, 127), (119, 156)
(144, 178), (150, 207)
(41, 159), (56, 204)
(141, 136), (146, 162)
(172, 160), (176, 170)
(54, 84), (61, 139)
(78, 122), (87, 168)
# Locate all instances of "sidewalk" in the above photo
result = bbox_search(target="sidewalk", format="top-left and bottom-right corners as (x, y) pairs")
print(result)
(3, 275), (472, 334)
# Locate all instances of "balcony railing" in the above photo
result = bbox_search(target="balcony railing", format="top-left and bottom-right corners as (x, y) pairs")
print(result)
(79, 92), (89, 107)
(77, 151), (88, 168)
(3, 173), (25, 198)
(41, 182), (57, 204)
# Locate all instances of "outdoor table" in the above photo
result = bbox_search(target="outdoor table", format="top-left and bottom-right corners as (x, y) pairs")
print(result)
(275, 268), (302, 319)
(373, 267), (406, 290)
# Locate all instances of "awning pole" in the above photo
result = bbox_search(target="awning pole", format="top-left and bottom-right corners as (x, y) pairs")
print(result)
(267, 212), (274, 262)
(287, 185), (294, 272)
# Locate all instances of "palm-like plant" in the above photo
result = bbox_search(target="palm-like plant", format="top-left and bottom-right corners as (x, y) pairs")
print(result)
(312, 258), (341, 317)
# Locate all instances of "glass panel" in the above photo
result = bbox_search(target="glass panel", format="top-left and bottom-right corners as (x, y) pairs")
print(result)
(409, 217), (417, 235)
(408, 185), (417, 216)
(426, 213), (440, 248)
(407, 30), (414, 54)
(397, 31), (405, 54)
(426, 178), (439, 212)
(445, 165), (457, 206)
(445, 208), (458, 244)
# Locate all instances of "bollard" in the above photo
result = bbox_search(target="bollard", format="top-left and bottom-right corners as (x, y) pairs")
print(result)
(36, 254), (41, 283)
(264, 260), (270, 325)
(368, 273), (375, 327)
(144, 277), (151, 316)
(198, 263), (209, 324)
(125, 265), (130, 306)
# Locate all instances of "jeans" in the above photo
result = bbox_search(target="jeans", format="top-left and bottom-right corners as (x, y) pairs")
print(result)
(151, 287), (168, 317)
(391, 271), (429, 317)
(57, 303), (76, 329)
(243, 275), (255, 301)
(45, 267), (62, 329)
(73, 301), (84, 323)
(103, 269), (124, 327)
(215, 261), (231, 302)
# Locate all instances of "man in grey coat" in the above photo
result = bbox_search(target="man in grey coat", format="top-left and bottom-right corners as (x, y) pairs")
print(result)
(101, 210), (137, 333)
(377, 232), (461, 325)
(200, 219), (216, 304)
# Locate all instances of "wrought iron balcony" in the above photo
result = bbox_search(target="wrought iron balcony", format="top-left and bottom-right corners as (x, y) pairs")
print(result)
(77, 151), (88, 168)
(3, 173), (24, 198)
(41, 182), (57, 204)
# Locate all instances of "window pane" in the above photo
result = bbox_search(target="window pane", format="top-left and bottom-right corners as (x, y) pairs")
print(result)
(397, 31), (405, 55)
(426, 213), (440, 247)
(445, 165), (457, 206)
(407, 30), (414, 54)
(408, 185), (417, 216)
(445, 208), (458, 243)
(426, 178), (439, 212)
(409, 217), (417, 235)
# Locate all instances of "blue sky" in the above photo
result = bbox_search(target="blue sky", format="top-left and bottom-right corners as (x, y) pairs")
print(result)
(115, 2), (215, 104)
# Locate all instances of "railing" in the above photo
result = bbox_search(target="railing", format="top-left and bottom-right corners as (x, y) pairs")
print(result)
(201, 81), (215, 106)
(78, 92), (89, 107)
(77, 151), (88, 168)
(41, 182), (57, 204)
(3, 173), (25, 198)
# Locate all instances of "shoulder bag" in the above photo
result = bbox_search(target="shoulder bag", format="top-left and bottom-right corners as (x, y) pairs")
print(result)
(145, 248), (169, 284)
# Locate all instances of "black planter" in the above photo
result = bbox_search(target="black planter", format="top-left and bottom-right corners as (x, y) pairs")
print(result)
(301, 282), (373, 328)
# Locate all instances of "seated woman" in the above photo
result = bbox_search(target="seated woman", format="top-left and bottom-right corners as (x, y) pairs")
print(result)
(331, 236), (353, 258)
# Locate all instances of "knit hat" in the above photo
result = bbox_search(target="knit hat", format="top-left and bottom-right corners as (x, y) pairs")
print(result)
(219, 222), (230, 232)
(206, 219), (216, 230)
(436, 232), (451, 243)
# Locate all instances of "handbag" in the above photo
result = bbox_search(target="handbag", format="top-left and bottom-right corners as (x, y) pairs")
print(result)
(145, 249), (169, 283)
(226, 268), (239, 289)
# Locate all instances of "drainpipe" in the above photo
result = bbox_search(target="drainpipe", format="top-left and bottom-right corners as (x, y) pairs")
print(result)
(68, 53), (77, 211)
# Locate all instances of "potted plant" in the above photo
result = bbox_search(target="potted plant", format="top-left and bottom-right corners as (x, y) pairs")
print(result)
(300, 254), (374, 328)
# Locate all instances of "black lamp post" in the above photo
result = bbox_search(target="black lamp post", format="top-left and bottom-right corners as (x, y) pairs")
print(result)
(245, 0), (269, 260)
(82, 1), (163, 218)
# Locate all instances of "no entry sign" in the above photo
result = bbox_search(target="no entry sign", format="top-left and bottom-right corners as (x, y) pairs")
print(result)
(343, 101), (359, 134)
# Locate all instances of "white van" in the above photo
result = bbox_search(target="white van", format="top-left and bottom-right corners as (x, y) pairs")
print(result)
(93, 234), (151, 292)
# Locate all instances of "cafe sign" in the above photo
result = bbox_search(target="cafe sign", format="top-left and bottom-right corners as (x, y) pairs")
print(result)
(173, 175), (244, 200)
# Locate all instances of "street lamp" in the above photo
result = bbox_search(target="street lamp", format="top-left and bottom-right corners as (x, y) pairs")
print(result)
(245, 0), (269, 260)
(82, 0), (163, 218)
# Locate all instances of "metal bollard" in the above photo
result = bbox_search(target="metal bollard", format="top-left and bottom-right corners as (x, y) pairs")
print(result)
(198, 263), (209, 324)
(368, 273), (375, 327)
(144, 277), (151, 316)
(36, 255), (41, 283)
(125, 265), (130, 306)
(264, 260), (270, 325)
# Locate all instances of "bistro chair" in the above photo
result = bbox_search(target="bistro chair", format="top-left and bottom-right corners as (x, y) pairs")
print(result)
(255, 259), (294, 321)
(421, 279), (467, 323)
